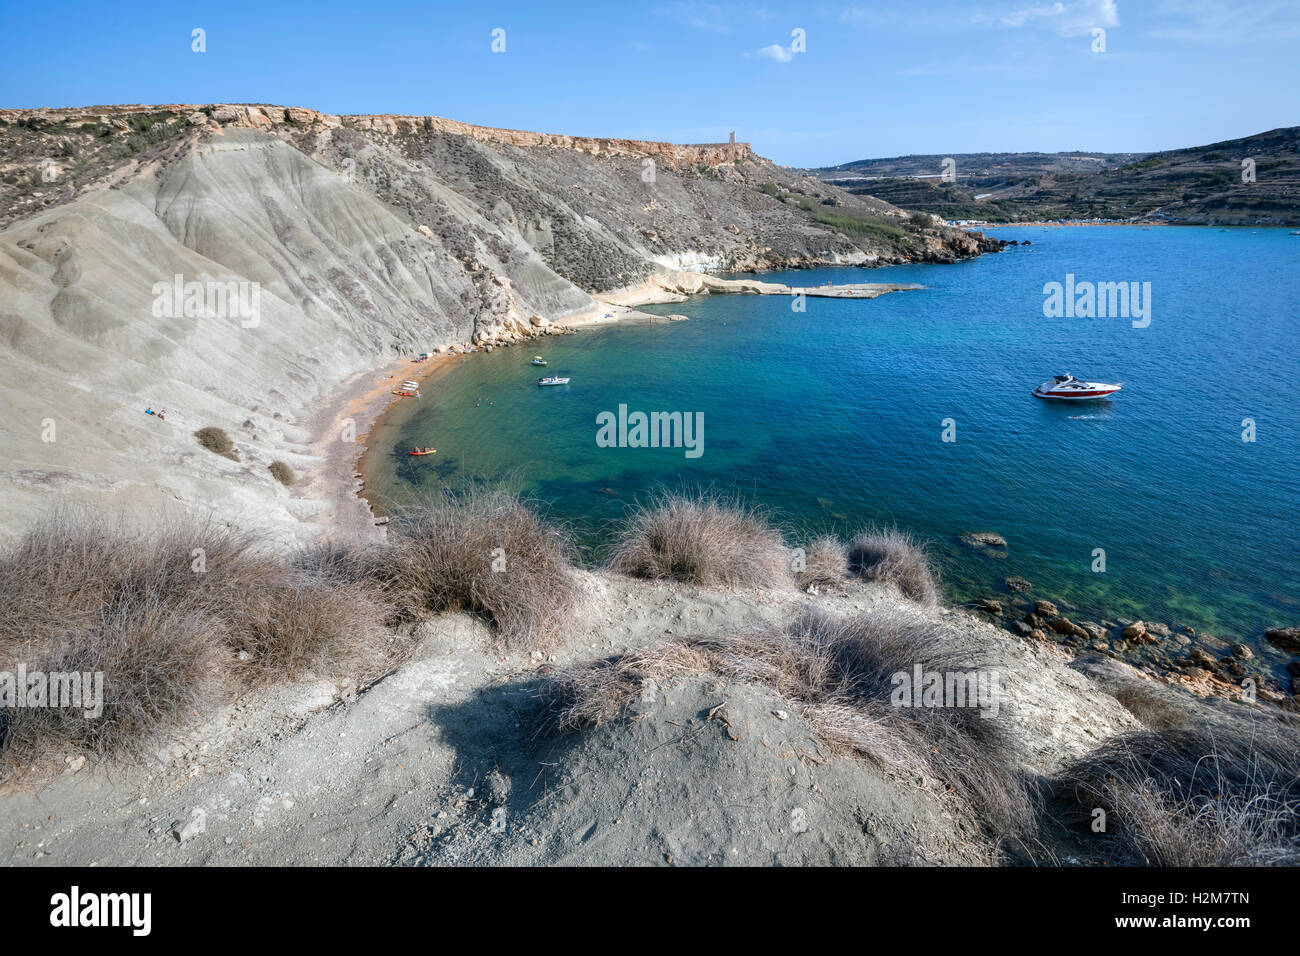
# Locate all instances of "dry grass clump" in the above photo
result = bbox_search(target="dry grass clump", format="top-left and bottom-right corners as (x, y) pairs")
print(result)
(268, 460), (296, 486)
(0, 511), (407, 779)
(1, 595), (228, 771)
(607, 493), (790, 589)
(543, 606), (1035, 844)
(382, 491), (580, 654)
(847, 528), (939, 606)
(1055, 722), (1300, 865)
(1112, 683), (1191, 730)
(194, 426), (238, 460)
(797, 535), (847, 589)
(223, 573), (398, 687)
(541, 643), (717, 730)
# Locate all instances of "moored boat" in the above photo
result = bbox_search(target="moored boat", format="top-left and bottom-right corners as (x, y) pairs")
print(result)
(537, 376), (570, 386)
(1032, 374), (1122, 401)
(531, 356), (547, 366)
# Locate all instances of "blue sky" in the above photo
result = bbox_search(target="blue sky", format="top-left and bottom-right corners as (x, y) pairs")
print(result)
(1, 0), (1296, 166)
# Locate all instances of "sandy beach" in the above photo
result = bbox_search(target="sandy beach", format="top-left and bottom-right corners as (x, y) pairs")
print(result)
(300, 351), (469, 542)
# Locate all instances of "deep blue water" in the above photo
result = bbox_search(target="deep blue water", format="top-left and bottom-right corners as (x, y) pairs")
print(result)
(366, 226), (1300, 651)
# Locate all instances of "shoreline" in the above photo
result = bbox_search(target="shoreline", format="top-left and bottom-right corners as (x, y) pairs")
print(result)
(302, 350), (470, 541)
(340, 269), (927, 519)
(315, 265), (1292, 702)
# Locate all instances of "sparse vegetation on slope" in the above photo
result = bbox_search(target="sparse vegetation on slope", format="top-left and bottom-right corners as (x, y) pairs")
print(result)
(0, 512), (422, 779)
(380, 491), (580, 653)
(543, 606), (1037, 849)
(195, 426), (238, 460)
(847, 528), (939, 606)
(797, 535), (848, 590)
(1055, 721), (1300, 865)
(268, 460), (295, 486)
(607, 493), (791, 589)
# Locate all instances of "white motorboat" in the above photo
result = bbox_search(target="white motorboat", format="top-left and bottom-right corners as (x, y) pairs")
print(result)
(1033, 374), (1122, 401)
(537, 376), (570, 386)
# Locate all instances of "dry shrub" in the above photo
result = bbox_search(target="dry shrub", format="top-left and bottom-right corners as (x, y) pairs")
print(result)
(194, 426), (238, 460)
(1113, 683), (1190, 730)
(607, 492), (790, 589)
(541, 643), (717, 730)
(0, 511), (407, 778)
(383, 491), (579, 654)
(797, 535), (847, 589)
(268, 460), (296, 486)
(1055, 722), (1300, 866)
(224, 573), (399, 687)
(543, 606), (1035, 844)
(1, 595), (228, 772)
(847, 528), (939, 605)
(0, 510), (268, 651)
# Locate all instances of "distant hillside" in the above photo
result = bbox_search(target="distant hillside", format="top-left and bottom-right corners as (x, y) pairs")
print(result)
(814, 128), (1300, 225)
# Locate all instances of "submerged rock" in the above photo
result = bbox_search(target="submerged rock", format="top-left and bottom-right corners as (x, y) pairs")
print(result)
(1266, 627), (1300, 652)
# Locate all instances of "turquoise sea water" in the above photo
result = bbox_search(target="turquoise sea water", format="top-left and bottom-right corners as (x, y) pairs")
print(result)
(364, 226), (1300, 653)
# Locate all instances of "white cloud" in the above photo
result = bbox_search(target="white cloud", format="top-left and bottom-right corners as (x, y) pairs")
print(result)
(999, 0), (1119, 36)
(755, 43), (794, 62)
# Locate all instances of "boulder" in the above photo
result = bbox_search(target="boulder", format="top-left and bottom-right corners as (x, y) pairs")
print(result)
(1034, 600), (1059, 618)
(1266, 627), (1300, 652)
(1049, 617), (1089, 640)
(1004, 576), (1032, 592)
(1121, 621), (1148, 640)
(977, 598), (1003, 615)
(961, 531), (1007, 550)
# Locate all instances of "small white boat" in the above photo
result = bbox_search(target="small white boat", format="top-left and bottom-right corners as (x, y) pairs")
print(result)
(1033, 374), (1122, 401)
(537, 376), (570, 386)
(531, 356), (547, 366)
(401, 381), (421, 389)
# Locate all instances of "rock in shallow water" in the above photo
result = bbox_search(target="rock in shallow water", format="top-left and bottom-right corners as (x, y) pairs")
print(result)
(1266, 627), (1300, 652)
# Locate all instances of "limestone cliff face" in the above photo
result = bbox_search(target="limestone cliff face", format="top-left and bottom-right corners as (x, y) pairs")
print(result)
(0, 103), (753, 166)
(0, 103), (1005, 542)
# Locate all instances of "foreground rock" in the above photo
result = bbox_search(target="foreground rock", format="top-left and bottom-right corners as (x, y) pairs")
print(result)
(0, 574), (1137, 867)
